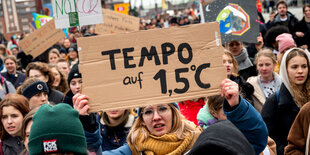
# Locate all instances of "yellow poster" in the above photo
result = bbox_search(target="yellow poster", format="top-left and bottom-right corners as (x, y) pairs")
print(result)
(162, 0), (167, 10)
(114, 3), (130, 15)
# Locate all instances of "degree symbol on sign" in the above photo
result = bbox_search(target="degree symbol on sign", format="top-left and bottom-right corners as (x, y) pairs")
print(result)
(205, 5), (210, 12)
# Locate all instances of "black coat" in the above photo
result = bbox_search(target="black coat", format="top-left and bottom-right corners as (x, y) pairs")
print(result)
(238, 65), (257, 81)
(295, 17), (310, 49)
(1, 71), (25, 89)
(270, 11), (299, 36)
(48, 89), (64, 104)
(261, 83), (299, 155)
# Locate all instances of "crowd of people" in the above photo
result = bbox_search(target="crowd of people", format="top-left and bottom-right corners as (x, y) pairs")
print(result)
(0, 0), (309, 154)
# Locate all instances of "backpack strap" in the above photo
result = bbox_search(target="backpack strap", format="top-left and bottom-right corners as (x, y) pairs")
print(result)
(276, 90), (280, 105)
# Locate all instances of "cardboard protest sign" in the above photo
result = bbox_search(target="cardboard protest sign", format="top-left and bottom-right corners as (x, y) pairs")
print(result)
(52, 0), (103, 29)
(78, 22), (226, 112)
(95, 9), (140, 35)
(19, 19), (65, 58)
(202, 0), (259, 44)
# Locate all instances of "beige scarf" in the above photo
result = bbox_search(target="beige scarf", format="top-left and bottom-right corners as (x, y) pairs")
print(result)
(130, 131), (198, 155)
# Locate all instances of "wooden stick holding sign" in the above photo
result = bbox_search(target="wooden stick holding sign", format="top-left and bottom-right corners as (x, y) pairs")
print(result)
(77, 22), (226, 112)
(19, 19), (65, 58)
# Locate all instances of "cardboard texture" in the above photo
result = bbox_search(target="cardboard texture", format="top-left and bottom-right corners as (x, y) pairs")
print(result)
(95, 9), (140, 35)
(202, 0), (259, 44)
(78, 22), (226, 112)
(52, 0), (103, 29)
(19, 19), (65, 58)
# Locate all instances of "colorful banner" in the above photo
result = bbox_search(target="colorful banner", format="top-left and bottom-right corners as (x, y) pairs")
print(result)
(32, 13), (53, 29)
(114, 3), (130, 15)
(202, 0), (259, 44)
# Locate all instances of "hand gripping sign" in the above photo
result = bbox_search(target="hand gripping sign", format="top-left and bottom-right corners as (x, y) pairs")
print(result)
(77, 22), (226, 112)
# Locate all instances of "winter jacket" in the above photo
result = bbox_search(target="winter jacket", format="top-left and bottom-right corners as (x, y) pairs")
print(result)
(295, 17), (310, 50)
(261, 83), (300, 155)
(63, 90), (74, 107)
(1, 71), (25, 89)
(0, 76), (16, 101)
(247, 72), (282, 112)
(224, 96), (268, 154)
(285, 102), (310, 154)
(1, 136), (24, 155)
(83, 112), (135, 152)
(178, 98), (205, 126)
(270, 11), (299, 37)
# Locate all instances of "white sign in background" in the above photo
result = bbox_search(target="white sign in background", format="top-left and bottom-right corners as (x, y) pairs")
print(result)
(52, 0), (103, 29)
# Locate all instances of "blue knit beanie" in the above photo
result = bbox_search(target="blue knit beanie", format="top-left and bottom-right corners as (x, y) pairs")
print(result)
(137, 102), (179, 117)
(22, 81), (49, 99)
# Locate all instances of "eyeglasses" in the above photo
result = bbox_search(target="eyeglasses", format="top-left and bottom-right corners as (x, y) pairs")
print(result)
(229, 42), (241, 47)
(141, 105), (170, 119)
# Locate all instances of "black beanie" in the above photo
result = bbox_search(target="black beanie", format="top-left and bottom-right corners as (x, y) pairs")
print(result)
(67, 64), (81, 85)
(188, 120), (255, 155)
(22, 81), (49, 99)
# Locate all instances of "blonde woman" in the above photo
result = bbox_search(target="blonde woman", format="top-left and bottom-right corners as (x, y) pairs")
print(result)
(247, 49), (282, 112)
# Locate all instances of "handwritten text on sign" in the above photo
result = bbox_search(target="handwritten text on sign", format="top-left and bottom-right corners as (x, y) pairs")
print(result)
(78, 22), (226, 112)
(52, 0), (103, 29)
(95, 9), (140, 34)
(19, 19), (65, 58)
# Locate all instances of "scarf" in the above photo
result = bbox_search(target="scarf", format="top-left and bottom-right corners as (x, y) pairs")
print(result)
(131, 132), (194, 155)
(235, 48), (253, 71)
(100, 110), (129, 128)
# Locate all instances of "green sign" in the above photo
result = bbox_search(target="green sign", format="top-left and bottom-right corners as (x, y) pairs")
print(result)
(69, 12), (79, 27)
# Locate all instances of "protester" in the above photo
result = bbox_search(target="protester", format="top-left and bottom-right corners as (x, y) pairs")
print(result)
(270, 1), (299, 37)
(1, 56), (26, 89)
(295, 4), (310, 50)
(226, 40), (257, 81)
(187, 120), (256, 155)
(49, 64), (69, 94)
(274, 33), (297, 73)
(20, 108), (38, 155)
(68, 44), (79, 69)
(196, 86), (270, 154)
(285, 102), (310, 154)
(0, 44), (9, 58)
(223, 51), (254, 105)
(0, 94), (30, 154)
(264, 25), (290, 55)
(247, 49), (282, 112)
(25, 62), (64, 104)
(63, 64), (81, 107)
(0, 74), (16, 101)
(48, 48), (61, 64)
(73, 94), (202, 154)
(261, 48), (310, 155)
(17, 78), (49, 109)
(56, 58), (70, 77)
(63, 38), (71, 54)
(28, 103), (87, 155)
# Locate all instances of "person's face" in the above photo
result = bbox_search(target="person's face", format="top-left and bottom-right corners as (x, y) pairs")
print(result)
(0, 49), (5, 56)
(222, 54), (234, 77)
(257, 56), (275, 80)
(287, 55), (308, 86)
(57, 62), (70, 76)
(63, 39), (71, 48)
(24, 120), (32, 151)
(304, 6), (310, 18)
(142, 104), (172, 137)
(277, 4), (287, 17)
(1, 106), (23, 137)
(49, 53), (59, 64)
(69, 51), (78, 60)
(28, 69), (48, 83)
(228, 41), (242, 56)
(106, 110), (125, 120)
(70, 78), (82, 94)
(29, 92), (48, 109)
(11, 48), (19, 55)
(4, 59), (16, 74)
(60, 53), (67, 59)
(51, 67), (61, 87)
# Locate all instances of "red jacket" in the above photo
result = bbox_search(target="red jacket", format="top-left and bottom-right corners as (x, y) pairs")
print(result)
(178, 98), (205, 126)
